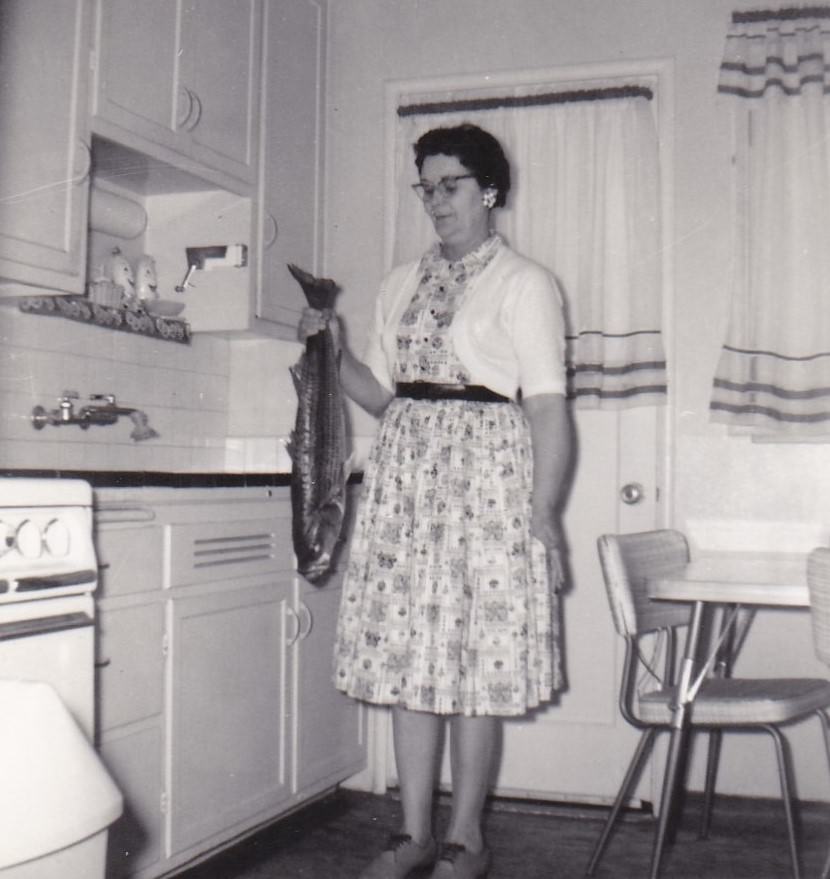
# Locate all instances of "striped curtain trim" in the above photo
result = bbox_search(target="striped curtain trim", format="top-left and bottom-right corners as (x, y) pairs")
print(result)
(711, 400), (830, 425)
(718, 17), (830, 98)
(566, 329), (667, 408)
(710, 345), (830, 432)
(720, 343), (830, 362)
(733, 7), (830, 24)
(714, 377), (830, 400)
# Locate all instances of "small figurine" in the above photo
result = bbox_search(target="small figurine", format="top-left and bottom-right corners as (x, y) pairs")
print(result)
(102, 247), (135, 302)
(134, 254), (159, 302)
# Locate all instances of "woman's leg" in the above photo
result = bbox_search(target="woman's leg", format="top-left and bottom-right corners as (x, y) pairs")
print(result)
(393, 706), (443, 843)
(444, 715), (500, 852)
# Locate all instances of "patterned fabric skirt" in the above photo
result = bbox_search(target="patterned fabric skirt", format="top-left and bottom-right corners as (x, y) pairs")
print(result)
(334, 397), (564, 717)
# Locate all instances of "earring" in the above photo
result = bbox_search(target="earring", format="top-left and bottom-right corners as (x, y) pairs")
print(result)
(482, 189), (497, 209)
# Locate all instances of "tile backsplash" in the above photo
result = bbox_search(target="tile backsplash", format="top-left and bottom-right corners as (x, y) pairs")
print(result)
(0, 306), (230, 471)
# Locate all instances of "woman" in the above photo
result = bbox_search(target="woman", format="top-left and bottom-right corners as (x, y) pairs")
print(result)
(299, 123), (571, 879)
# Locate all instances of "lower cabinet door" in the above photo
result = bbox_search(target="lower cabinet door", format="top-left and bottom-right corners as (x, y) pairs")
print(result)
(169, 579), (291, 856)
(294, 580), (366, 795)
(99, 722), (164, 878)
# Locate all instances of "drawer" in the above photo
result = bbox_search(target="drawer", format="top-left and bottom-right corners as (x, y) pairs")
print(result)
(95, 523), (164, 597)
(168, 515), (292, 587)
(96, 602), (165, 731)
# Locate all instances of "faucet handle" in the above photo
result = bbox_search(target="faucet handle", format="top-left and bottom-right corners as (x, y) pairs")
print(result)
(89, 394), (116, 405)
(61, 390), (79, 401)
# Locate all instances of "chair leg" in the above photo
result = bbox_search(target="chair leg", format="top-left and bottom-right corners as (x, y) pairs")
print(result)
(815, 711), (830, 879)
(650, 724), (688, 879)
(698, 729), (722, 839)
(585, 728), (657, 876)
(765, 725), (801, 879)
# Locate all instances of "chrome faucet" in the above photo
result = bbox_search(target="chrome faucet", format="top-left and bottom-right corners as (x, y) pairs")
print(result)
(32, 392), (159, 441)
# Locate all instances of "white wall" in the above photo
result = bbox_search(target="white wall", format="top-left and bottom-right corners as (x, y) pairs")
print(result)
(0, 305), (230, 471)
(324, 0), (830, 528)
(323, 0), (830, 800)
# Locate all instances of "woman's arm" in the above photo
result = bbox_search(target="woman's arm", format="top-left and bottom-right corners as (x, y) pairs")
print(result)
(522, 391), (572, 571)
(298, 308), (394, 418)
(337, 335), (395, 417)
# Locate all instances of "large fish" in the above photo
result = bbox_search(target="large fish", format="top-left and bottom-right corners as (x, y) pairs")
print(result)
(286, 263), (350, 583)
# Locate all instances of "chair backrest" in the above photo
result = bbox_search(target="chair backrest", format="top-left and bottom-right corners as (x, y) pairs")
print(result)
(597, 529), (692, 638)
(807, 547), (830, 668)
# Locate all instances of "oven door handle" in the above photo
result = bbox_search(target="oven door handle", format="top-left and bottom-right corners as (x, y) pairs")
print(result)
(0, 611), (93, 642)
(14, 569), (97, 593)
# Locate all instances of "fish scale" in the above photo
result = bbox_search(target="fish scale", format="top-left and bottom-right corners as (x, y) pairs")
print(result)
(287, 264), (350, 583)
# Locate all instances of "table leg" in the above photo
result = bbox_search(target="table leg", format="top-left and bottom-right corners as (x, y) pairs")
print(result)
(648, 600), (705, 879)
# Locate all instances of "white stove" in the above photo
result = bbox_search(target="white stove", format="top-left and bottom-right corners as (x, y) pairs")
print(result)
(0, 478), (98, 738)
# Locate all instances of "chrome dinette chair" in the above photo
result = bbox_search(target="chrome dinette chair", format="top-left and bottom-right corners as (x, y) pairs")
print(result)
(586, 529), (830, 879)
(807, 547), (830, 879)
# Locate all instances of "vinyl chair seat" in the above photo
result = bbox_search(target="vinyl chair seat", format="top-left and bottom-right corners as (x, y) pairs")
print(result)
(639, 677), (830, 726)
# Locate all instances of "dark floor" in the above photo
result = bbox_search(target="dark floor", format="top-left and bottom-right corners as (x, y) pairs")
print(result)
(177, 788), (830, 879)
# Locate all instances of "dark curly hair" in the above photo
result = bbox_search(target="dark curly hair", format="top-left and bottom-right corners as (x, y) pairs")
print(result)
(413, 123), (511, 208)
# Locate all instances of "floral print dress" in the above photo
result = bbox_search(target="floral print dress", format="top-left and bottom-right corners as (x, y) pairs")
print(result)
(334, 235), (563, 716)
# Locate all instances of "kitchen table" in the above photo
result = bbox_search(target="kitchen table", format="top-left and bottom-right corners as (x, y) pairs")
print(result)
(644, 551), (810, 879)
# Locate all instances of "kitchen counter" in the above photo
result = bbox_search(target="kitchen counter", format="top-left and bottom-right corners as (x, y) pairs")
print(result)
(0, 469), (363, 490)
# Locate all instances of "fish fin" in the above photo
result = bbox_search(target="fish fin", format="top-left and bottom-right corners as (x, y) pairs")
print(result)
(344, 451), (357, 480)
(289, 360), (304, 395)
(287, 262), (340, 311)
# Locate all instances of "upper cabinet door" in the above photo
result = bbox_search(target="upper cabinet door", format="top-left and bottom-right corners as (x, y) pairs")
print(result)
(92, 0), (261, 189)
(91, 0), (182, 144)
(254, 0), (326, 333)
(179, 0), (261, 183)
(0, 0), (90, 296)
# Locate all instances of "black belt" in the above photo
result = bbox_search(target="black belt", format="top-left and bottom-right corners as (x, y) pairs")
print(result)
(395, 382), (510, 403)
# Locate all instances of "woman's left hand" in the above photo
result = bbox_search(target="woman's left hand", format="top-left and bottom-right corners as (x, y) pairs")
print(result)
(532, 509), (565, 585)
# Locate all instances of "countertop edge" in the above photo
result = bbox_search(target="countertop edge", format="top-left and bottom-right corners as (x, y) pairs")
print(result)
(0, 469), (364, 489)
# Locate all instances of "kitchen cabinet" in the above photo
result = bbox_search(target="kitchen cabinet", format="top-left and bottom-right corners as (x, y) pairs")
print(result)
(252, 0), (327, 336)
(91, 0), (262, 191)
(93, 486), (366, 878)
(93, 511), (166, 879)
(169, 578), (292, 855)
(0, 0), (91, 297)
(293, 574), (365, 796)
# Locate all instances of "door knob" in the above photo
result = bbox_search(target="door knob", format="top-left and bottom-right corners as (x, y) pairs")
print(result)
(620, 482), (645, 505)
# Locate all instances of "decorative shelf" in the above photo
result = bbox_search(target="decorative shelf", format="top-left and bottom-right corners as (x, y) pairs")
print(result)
(19, 295), (190, 344)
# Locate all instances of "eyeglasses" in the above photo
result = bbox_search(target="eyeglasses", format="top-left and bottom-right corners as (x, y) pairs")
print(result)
(411, 174), (475, 202)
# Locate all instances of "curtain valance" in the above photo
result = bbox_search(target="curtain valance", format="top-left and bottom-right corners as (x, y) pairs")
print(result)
(392, 84), (666, 409)
(710, 8), (830, 435)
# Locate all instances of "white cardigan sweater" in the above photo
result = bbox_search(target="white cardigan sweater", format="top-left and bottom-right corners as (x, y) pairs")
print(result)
(362, 243), (567, 401)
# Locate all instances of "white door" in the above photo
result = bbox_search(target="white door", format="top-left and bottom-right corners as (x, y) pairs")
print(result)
(490, 405), (662, 804)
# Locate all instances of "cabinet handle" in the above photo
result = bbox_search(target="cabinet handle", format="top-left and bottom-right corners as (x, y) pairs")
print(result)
(298, 602), (313, 640)
(94, 504), (156, 524)
(263, 213), (278, 249)
(74, 140), (92, 185)
(176, 85), (194, 130)
(94, 658), (111, 669)
(182, 87), (202, 131)
(285, 605), (300, 647)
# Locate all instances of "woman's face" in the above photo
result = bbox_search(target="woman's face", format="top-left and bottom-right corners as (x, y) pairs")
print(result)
(418, 153), (491, 258)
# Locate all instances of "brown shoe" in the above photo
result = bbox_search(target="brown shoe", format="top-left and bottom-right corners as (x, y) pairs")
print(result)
(428, 843), (491, 878)
(358, 833), (438, 879)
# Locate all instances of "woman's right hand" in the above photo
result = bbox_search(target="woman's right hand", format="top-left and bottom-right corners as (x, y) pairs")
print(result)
(298, 307), (341, 351)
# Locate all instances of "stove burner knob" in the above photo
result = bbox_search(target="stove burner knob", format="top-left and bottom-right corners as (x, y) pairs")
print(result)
(15, 519), (43, 559)
(44, 519), (71, 558)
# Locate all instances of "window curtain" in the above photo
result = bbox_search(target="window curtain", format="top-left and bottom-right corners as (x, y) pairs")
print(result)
(393, 85), (666, 408)
(711, 9), (830, 436)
